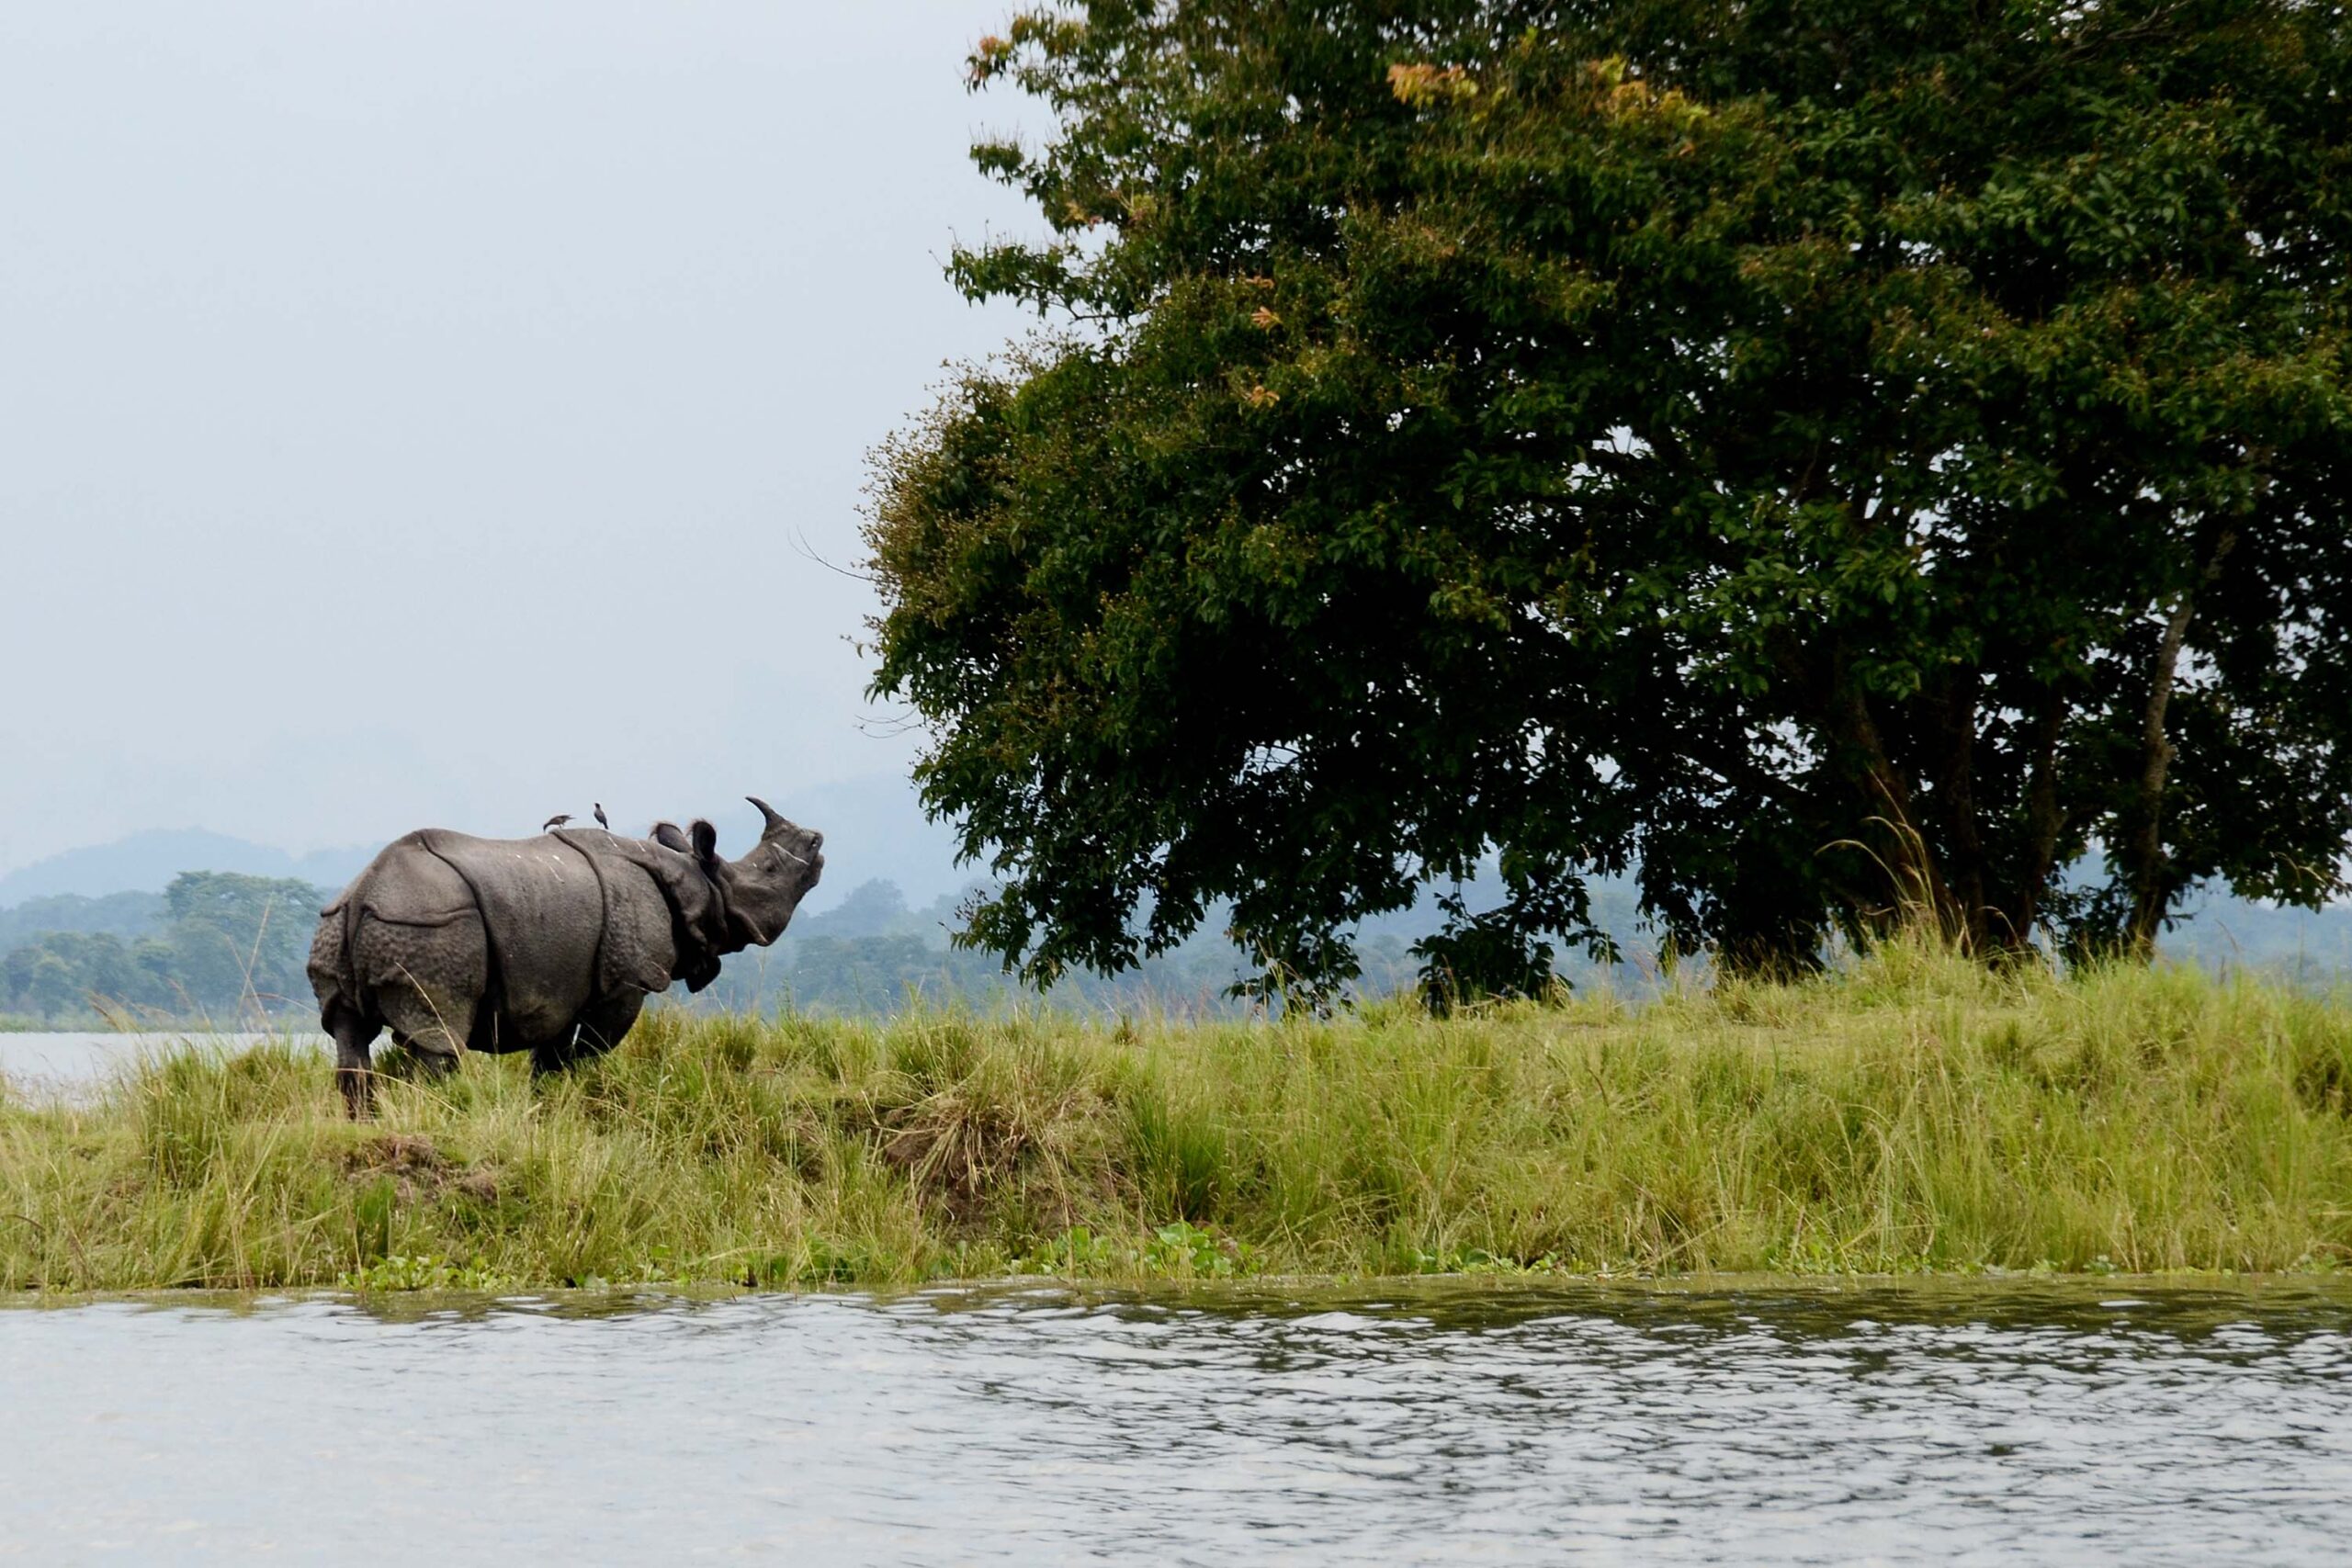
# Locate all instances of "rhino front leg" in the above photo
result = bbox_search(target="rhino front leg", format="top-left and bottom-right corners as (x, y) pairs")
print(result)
(532, 992), (646, 1078)
(576, 991), (646, 1059)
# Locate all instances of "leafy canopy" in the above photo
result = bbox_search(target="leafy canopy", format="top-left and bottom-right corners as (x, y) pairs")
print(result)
(867, 0), (2352, 996)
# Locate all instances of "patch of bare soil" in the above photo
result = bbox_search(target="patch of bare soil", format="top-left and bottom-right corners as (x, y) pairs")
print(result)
(341, 1133), (499, 1202)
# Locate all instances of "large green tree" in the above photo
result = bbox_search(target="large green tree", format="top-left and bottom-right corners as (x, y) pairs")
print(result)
(160, 872), (325, 1014)
(867, 0), (2352, 994)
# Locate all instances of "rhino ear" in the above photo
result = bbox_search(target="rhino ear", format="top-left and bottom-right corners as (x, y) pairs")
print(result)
(689, 818), (719, 863)
(650, 821), (690, 854)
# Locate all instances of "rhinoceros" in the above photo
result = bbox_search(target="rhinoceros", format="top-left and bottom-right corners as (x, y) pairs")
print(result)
(308, 798), (823, 1116)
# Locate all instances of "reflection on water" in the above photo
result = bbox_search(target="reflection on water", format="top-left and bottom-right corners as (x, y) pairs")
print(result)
(2, 1279), (2346, 1562)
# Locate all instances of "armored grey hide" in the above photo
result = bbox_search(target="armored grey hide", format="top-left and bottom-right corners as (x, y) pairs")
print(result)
(309, 803), (822, 1116)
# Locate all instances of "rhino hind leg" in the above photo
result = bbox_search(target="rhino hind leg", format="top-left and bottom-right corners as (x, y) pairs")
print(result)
(346, 908), (487, 1094)
(327, 1005), (384, 1120)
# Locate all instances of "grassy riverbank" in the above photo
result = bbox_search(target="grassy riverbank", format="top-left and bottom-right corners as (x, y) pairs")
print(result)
(3, 944), (2349, 1291)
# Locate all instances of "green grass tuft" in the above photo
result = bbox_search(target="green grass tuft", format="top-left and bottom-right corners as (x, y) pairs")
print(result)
(5, 943), (2350, 1291)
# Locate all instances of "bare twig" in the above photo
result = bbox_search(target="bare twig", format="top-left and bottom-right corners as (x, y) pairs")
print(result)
(789, 529), (880, 585)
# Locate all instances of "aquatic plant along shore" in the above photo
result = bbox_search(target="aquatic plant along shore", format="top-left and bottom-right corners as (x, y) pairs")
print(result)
(3, 942), (2348, 1291)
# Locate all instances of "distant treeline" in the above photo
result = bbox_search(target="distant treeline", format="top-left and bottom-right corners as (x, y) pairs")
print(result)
(0, 873), (326, 1023)
(4, 868), (2347, 1026)
(695, 876), (2352, 1013)
(0, 870), (1493, 1024)
(697, 876), (1638, 1016)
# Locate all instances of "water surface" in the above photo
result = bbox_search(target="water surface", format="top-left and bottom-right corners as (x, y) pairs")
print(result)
(2, 1279), (2346, 1562)
(0, 1031), (322, 1095)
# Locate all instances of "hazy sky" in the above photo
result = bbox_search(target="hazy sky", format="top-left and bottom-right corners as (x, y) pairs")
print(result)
(0, 2), (1038, 876)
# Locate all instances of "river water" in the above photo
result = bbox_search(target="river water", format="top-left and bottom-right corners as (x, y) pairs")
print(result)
(1, 1279), (2346, 1562)
(0, 1031), (322, 1095)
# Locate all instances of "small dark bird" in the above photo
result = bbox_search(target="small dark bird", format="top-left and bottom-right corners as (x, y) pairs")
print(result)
(542, 814), (572, 831)
(594, 803), (610, 829)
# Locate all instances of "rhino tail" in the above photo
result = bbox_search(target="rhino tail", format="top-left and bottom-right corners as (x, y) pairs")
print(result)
(307, 887), (365, 1031)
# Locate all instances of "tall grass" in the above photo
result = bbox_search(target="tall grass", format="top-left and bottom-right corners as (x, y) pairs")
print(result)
(3, 942), (2349, 1291)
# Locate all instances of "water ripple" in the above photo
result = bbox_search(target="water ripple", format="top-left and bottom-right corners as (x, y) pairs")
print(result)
(1, 1280), (2346, 1563)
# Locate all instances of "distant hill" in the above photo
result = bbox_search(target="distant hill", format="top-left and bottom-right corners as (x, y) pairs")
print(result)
(0, 770), (982, 917)
(0, 830), (372, 908)
(2162, 894), (2352, 983)
(0, 776), (973, 916)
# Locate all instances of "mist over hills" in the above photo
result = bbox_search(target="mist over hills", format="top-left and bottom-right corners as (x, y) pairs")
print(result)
(0, 830), (373, 908)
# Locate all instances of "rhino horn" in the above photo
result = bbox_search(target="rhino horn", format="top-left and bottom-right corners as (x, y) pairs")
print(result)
(748, 796), (788, 835)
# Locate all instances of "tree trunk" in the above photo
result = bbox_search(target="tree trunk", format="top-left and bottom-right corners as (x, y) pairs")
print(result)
(1828, 660), (1951, 936)
(1933, 671), (1986, 950)
(2007, 685), (2067, 949)
(2123, 527), (2237, 955)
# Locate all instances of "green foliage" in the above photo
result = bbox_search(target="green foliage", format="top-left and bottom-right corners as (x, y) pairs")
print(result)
(161, 871), (322, 1014)
(0, 872), (326, 1021)
(1015, 1219), (1252, 1277)
(339, 1254), (514, 1292)
(868, 0), (2352, 997)
(0, 892), (166, 953)
(4, 950), (2352, 1291)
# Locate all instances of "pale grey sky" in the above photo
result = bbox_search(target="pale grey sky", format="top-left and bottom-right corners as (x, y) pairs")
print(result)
(0, 2), (1035, 879)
